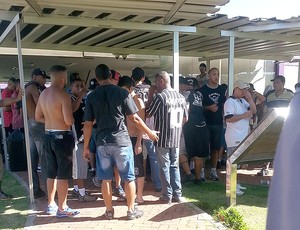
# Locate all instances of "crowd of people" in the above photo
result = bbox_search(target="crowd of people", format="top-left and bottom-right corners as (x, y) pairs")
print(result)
(0, 62), (297, 220)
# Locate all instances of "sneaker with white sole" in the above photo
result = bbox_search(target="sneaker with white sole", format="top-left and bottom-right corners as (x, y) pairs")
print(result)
(236, 188), (244, 196)
(71, 189), (79, 198)
(78, 193), (97, 202)
(200, 170), (206, 182)
(56, 206), (80, 218)
(127, 208), (144, 220)
(210, 171), (220, 181)
(46, 204), (58, 215)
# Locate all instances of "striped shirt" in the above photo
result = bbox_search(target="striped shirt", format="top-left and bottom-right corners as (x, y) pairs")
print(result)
(146, 88), (187, 148)
(265, 89), (293, 108)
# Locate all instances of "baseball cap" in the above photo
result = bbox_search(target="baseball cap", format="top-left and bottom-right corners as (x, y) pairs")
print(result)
(234, 80), (250, 89)
(32, 68), (50, 79)
(249, 83), (255, 90)
(271, 75), (285, 83)
(185, 77), (195, 86)
(88, 78), (99, 90)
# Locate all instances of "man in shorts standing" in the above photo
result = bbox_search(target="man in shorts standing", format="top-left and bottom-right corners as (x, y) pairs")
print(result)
(83, 64), (158, 220)
(69, 77), (96, 202)
(35, 65), (79, 218)
(200, 68), (227, 181)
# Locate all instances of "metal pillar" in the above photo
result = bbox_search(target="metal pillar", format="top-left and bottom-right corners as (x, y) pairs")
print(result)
(226, 159), (237, 207)
(298, 61), (300, 83)
(16, 21), (34, 204)
(226, 36), (237, 207)
(173, 31), (179, 92)
(206, 59), (210, 71)
(228, 36), (235, 96)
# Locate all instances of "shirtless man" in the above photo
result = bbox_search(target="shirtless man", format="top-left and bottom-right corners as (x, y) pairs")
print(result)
(25, 68), (48, 199)
(118, 76), (146, 204)
(36, 65), (79, 218)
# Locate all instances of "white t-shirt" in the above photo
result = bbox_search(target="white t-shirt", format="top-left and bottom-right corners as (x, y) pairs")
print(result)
(224, 97), (250, 148)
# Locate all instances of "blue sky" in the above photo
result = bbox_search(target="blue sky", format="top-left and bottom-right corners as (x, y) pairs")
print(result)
(218, 0), (300, 19)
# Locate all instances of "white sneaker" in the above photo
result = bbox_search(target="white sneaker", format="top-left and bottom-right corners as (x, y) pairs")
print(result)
(236, 188), (244, 196)
(200, 170), (206, 182)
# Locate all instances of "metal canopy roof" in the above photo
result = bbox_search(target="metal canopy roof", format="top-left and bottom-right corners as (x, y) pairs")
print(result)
(1, 0), (300, 61)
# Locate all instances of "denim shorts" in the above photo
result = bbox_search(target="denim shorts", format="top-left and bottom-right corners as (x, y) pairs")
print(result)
(96, 145), (135, 182)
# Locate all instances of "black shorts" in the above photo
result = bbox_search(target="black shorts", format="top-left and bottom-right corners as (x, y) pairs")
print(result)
(44, 131), (75, 180)
(130, 137), (144, 178)
(207, 125), (223, 151)
(183, 123), (209, 158)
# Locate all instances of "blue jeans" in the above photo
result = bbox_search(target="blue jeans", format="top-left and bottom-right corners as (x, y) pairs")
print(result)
(144, 139), (161, 189)
(156, 147), (182, 200)
(96, 145), (135, 182)
(28, 120), (47, 193)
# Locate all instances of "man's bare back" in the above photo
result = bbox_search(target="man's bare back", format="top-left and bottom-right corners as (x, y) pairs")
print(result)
(127, 94), (145, 137)
(35, 72), (73, 131)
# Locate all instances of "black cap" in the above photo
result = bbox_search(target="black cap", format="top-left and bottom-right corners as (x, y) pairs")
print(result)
(32, 68), (50, 79)
(88, 78), (99, 90)
(271, 75), (285, 83)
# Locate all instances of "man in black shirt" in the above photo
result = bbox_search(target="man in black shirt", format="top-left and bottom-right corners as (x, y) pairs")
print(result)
(200, 68), (227, 181)
(83, 64), (158, 220)
(69, 77), (96, 202)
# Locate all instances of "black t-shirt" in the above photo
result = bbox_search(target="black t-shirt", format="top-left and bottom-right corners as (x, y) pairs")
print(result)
(84, 84), (138, 146)
(187, 90), (206, 126)
(70, 93), (85, 139)
(200, 84), (227, 125)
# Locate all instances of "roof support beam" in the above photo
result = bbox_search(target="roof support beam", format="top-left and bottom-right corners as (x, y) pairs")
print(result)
(25, 0), (43, 16)
(238, 21), (300, 32)
(164, 0), (186, 24)
(0, 13), (21, 44)
(221, 30), (300, 44)
(0, 10), (17, 21)
(22, 13), (196, 33)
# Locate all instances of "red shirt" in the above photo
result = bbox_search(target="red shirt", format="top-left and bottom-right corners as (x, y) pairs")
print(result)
(2, 88), (14, 128)
(11, 91), (23, 129)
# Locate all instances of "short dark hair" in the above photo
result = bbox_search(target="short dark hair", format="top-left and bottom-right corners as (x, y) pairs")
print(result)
(8, 77), (16, 83)
(131, 67), (145, 82)
(199, 63), (206, 69)
(14, 78), (20, 85)
(95, 64), (111, 81)
(70, 73), (79, 83)
(118, 76), (134, 89)
(50, 65), (67, 73)
(71, 77), (83, 85)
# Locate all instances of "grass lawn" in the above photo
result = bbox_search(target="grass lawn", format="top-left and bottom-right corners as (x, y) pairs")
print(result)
(0, 170), (29, 229)
(182, 180), (269, 230)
